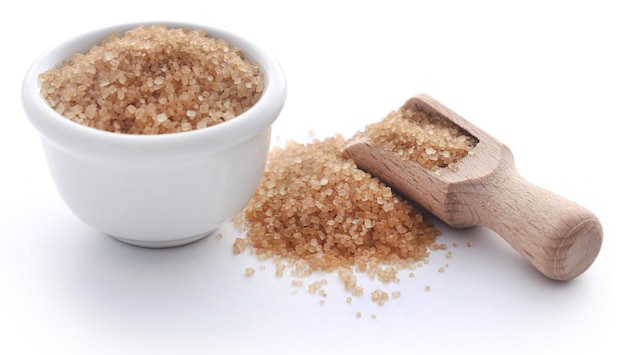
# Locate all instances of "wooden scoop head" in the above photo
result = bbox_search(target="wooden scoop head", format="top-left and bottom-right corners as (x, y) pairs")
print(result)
(342, 94), (602, 281)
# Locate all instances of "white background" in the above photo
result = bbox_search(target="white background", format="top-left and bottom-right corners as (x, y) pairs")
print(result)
(1, 1), (623, 354)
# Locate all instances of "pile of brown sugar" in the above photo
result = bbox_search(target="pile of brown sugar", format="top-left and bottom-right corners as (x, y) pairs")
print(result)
(39, 25), (263, 134)
(233, 135), (440, 286)
(233, 101), (477, 309)
(352, 106), (478, 170)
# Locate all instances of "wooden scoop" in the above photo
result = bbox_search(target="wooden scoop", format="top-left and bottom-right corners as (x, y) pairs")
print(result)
(342, 94), (602, 281)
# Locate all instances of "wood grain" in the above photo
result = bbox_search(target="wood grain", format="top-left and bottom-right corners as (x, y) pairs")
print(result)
(342, 94), (602, 281)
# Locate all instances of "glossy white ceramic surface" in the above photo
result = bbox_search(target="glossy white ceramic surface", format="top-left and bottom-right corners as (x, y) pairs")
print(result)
(21, 21), (287, 247)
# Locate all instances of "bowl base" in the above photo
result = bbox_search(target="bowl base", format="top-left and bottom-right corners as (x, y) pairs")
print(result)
(111, 232), (211, 248)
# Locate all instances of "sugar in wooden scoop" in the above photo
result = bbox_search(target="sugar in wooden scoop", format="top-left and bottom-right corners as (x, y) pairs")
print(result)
(343, 94), (602, 281)
(350, 104), (478, 170)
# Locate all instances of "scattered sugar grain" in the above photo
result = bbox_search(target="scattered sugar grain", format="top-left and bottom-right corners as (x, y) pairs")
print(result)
(244, 267), (255, 277)
(431, 243), (448, 251)
(391, 291), (401, 299)
(352, 287), (364, 296)
(425, 285), (431, 292)
(308, 280), (323, 294)
(371, 289), (389, 306)
(232, 237), (248, 255)
(291, 280), (303, 287)
(276, 262), (286, 277)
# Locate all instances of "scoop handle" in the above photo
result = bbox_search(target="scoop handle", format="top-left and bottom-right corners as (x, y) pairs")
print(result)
(460, 151), (602, 281)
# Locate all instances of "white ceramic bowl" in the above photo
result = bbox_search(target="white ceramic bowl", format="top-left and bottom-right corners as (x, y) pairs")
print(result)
(22, 22), (287, 248)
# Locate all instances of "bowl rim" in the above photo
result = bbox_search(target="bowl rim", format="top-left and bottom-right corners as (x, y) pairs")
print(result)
(21, 21), (287, 157)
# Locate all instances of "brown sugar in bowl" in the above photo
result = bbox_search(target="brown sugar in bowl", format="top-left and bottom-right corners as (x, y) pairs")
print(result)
(22, 22), (287, 247)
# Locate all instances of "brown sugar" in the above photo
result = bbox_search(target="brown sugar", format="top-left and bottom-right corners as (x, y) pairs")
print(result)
(39, 25), (263, 134)
(371, 289), (389, 306)
(233, 136), (439, 280)
(351, 106), (477, 169)
(233, 100), (476, 307)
